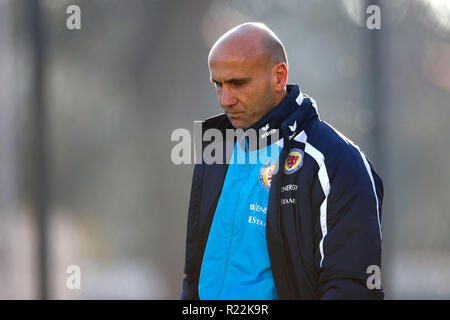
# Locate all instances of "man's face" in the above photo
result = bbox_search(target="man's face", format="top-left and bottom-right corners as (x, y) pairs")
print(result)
(209, 51), (277, 129)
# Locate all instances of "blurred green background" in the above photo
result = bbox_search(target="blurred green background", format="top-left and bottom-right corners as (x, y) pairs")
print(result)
(1, 0), (450, 299)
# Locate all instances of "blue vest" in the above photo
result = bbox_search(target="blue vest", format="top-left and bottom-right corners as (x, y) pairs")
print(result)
(198, 139), (282, 299)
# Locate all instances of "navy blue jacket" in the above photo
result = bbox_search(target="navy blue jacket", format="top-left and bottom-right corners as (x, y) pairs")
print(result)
(181, 85), (384, 299)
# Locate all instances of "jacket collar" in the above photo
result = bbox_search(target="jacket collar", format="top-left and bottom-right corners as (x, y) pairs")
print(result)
(202, 84), (319, 151)
(245, 84), (319, 151)
(278, 85), (320, 145)
(248, 84), (303, 133)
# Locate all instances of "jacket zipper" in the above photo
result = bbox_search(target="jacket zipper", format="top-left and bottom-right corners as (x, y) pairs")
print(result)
(216, 142), (251, 298)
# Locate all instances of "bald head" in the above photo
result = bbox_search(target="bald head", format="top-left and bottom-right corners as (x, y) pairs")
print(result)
(207, 23), (289, 129)
(208, 22), (288, 69)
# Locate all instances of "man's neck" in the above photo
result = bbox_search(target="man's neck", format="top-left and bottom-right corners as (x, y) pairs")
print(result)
(273, 88), (288, 109)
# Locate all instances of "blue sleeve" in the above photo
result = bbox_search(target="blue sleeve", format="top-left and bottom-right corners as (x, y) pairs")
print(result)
(317, 145), (384, 300)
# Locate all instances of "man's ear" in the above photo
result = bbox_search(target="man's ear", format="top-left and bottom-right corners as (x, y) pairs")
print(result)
(272, 62), (288, 91)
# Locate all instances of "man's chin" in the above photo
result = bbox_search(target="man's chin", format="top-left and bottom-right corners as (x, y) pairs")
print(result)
(227, 116), (246, 129)
(229, 120), (248, 129)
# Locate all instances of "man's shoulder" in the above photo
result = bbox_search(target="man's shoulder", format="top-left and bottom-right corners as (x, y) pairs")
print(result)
(302, 120), (360, 156)
(292, 120), (368, 177)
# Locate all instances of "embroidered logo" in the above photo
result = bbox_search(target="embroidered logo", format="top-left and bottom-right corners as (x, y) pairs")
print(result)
(260, 124), (277, 139)
(287, 121), (297, 140)
(280, 198), (296, 206)
(288, 121), (297, 132)
(283, 148), (304, 174)
(281, 184), (298, 193)
(259, 162), (276, 190)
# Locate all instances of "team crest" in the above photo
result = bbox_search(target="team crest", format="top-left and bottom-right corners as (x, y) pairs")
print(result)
(284, 148), (304, 174)
(259, 162), (276, 190)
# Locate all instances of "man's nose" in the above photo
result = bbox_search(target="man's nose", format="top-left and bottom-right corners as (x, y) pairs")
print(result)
(219, 86), (237, 108)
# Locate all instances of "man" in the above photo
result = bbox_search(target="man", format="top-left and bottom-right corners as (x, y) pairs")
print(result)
(181, 22), (384, 299)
